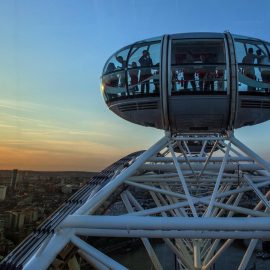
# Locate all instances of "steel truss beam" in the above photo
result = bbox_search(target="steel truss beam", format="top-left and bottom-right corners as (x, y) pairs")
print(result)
(23, 132), (270, 270)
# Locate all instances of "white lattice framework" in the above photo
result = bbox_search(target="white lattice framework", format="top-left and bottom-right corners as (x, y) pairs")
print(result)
(24, 132), (270, 270)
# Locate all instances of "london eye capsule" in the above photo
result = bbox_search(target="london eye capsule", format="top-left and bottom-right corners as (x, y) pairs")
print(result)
(101, 32), (270, 133)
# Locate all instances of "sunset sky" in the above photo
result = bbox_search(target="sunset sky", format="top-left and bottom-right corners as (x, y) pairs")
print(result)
(0, 0), (270, 171)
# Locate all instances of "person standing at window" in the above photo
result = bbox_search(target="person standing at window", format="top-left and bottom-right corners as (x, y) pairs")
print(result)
(105, 63), (118, 87)
(139, 50), (153, 95)
(183, 51), (196, 91)
(116, 56), (127, 87)
(204, 54), (216, 91)
(198, 54), (207, 91)
(116, 55), (127, 69)
(104, 63), (119, 100)
(242, 48), (257, 91)
(129, 62), (139, 93)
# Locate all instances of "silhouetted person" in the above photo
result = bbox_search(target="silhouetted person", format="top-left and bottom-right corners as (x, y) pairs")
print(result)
(116, 56), (127, 68)
(256, 49), (263, 65)
(183, 51), (196, 91)
(139, 50), (153, 95)
(204, 54), (216, 91)
(198, 54), (206, 91)
(242, 48), (257, 91)
(106, 62), (115, 73)
(106, 63), (118, 87)
(104, 62), (119, 100)
(129, 62), (139, 93)
(116, 56), (127, 87)
(171, 70), (178, 92)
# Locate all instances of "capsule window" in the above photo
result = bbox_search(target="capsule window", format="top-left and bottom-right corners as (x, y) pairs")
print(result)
(127, 41), (161, 97)
(101, 47), (131, 102)
(103, 47), (130, 75)
(235, 39), (270, 95)
(102, 41), (161, 102)
(265, 43), (270, 57)
(170, 39), (227, 95)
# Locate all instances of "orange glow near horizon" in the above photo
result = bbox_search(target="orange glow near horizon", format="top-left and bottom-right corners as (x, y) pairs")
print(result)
(0, 98), (158, 172)
(0, 142), (131, 172)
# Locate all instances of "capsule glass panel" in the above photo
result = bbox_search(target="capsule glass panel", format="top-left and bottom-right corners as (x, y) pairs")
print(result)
(102, 47), (130, 102)
(266, 43), (270, 55)
(262, 42), (270, 92)
(170, 39), (227, 94)
(103, 47), (129, 73)
(235, 39), (270, 95)
(127, 41), (161, 97)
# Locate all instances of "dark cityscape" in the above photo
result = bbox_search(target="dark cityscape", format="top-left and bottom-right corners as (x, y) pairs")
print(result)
(0, 169), (96, 261)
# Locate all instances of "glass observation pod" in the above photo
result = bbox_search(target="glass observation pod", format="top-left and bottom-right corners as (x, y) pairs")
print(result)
(101, 32), (270, 133)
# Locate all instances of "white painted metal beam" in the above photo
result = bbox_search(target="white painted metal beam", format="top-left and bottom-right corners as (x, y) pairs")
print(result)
(71, 235), (128, 270)
(73, 228), (270, 239)
(62, 216), (270, 231)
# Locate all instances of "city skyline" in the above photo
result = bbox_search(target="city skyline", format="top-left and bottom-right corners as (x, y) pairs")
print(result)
(0, 0), (270, 171)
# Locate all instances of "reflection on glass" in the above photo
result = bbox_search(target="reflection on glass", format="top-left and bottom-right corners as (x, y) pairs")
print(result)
(127, 67), (159, 97)
(235, 39), (267, 64)
(103, 47), (130, 74)
(127, 41), (160, 95)
(102, 40), (161, 102)
(238, 65), (270, 94)
(235, 39), (270, 95)
(129, 42), (160, 67)
(129, 62), (139, 92)
(261, 56), (270, 91)
(102, 66), (160, 102)
(171, 65), (227, 93)
(170, 39), (226, 94)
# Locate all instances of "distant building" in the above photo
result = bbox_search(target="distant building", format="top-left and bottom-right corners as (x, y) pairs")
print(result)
(61, 178), (65, 185)
(0, 219), (4, 231)
(10, 169), (18, 191)
(0, 185), (7, 200)
(0, 227), (4, 240)
(7, 208), (39, 230)
(61, 184), (73, 194)
(24, 208), (38, 224)
(8, 211), (25, 230)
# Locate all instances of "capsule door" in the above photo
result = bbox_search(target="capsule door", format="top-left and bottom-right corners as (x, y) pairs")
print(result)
(166, 36), (231, 133)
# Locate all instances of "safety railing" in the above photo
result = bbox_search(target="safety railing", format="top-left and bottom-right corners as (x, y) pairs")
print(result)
(102, 67), (160, 102)
(238, 64), (270, 95)
(171, 64), (227, 94)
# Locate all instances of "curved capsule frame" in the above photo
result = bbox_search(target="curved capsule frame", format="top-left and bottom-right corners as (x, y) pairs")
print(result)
(160, 34), (170, 131)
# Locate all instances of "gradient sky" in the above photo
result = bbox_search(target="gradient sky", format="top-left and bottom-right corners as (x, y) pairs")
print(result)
(0, 0), (270, 171)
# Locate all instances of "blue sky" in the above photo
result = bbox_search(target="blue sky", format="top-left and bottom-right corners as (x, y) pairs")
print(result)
(0, 0), (270, 171)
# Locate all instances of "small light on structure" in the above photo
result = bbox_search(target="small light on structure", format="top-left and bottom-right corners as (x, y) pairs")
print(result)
(100, 83), (105, 93)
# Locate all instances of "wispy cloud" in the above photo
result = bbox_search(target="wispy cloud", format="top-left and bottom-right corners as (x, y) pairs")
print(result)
(0, 123), (17, 129)
(0, 97), (145, 171)
(0, 99), (38, 113)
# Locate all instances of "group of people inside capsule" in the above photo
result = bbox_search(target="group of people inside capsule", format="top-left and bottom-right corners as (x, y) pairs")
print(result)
(241, 47), (270, 92)
(172, 51), (223, 92)
(105, 50), (158, 97)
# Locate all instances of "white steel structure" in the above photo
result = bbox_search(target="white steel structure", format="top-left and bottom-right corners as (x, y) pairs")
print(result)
(23, 131), (270, 270)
